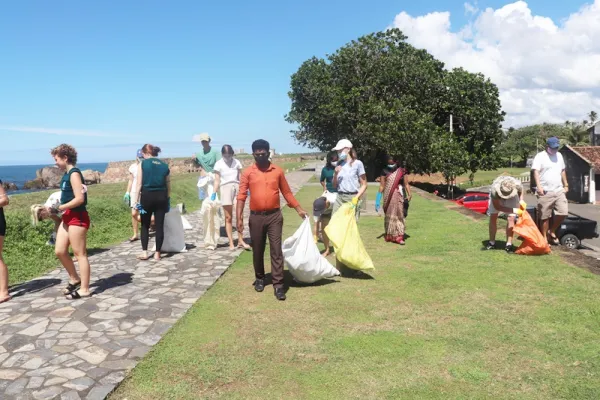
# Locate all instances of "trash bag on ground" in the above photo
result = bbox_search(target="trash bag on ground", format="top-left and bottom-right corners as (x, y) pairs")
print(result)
(153, 208), (187, 253)
(201, 194), (221, 249)
(513, 210), (551, 255)
(282, 218), (340, 283)
(325, 202), (375, 271)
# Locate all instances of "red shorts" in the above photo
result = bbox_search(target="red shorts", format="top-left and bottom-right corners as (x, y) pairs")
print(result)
(62, 209), (90, 229)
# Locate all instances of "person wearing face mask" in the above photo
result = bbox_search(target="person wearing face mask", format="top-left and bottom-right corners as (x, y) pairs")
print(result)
(531, 136), (569, 245)
(332, 139), (368, 218)
(237, 139), (308, 301)
(376, 155), (411, 245)
(213, 144), (251, 251)
(320, 151), (339, 194)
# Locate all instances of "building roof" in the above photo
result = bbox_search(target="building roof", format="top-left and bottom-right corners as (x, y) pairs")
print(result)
(567, 145), (600, 169)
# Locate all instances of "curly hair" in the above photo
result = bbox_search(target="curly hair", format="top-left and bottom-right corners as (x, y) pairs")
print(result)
(50, 144), (78, 165)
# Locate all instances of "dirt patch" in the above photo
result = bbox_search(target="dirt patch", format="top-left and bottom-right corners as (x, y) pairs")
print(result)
(555, 247), (600, 276)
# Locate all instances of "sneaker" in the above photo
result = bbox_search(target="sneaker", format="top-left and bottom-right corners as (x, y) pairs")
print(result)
(485, 241), (496, 250)
(505, 244), (514, 253)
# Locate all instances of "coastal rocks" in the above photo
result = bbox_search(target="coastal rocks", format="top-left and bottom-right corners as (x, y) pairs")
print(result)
(1, 181), (18, 191)
(82, 170), (102, 185)
(24, 167), (103, 189)
(36, 167), (63, 188)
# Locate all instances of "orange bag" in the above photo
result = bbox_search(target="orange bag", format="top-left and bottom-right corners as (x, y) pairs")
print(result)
(513, 211), (551, 255)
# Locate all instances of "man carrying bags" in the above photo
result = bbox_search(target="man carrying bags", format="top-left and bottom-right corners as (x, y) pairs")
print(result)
(237, 139), (308, 301)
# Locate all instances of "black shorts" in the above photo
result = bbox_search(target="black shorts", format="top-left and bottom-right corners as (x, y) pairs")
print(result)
(0, 208), (6, 236)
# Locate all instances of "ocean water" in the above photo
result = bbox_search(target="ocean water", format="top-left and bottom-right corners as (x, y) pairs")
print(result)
(0, 163), (108, 193)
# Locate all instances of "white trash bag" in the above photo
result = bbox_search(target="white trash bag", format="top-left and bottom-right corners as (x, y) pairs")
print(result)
(282, 218), (340, 284)
(153, 208), (187, 253)
(201, 194), (221, 249)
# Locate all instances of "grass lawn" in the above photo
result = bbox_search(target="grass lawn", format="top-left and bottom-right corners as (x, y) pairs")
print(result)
(111, 186), (600, 399)
(458, 168), (530, 184)
(278, 161), (307, 172)
(3, 174), (201, 284)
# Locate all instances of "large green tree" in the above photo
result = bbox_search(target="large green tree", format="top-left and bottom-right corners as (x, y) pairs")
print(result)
(286, 29), (505, 179)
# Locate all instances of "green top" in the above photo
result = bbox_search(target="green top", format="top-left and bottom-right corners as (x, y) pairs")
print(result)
(195, 147), (221, 173)
(141, 158), (170, 191)
(60, 167), (87, 212)
(320, 166), (337, 193)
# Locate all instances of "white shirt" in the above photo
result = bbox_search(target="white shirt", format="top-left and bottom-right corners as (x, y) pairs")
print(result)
(214, 158), (242, 186)
(531, 151), (565, 193)
(128, 163), (138, 190)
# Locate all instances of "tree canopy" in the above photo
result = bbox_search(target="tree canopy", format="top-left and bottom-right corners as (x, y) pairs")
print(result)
(286, 29), (505, 179)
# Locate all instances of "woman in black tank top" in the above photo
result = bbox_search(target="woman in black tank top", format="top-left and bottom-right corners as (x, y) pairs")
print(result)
(0, 180), (11, 303)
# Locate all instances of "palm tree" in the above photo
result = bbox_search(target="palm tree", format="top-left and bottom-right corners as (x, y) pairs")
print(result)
(589, 111), (598, 124)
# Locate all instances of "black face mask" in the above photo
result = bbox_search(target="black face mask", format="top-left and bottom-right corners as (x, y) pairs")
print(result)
(254, 153), (269, 167)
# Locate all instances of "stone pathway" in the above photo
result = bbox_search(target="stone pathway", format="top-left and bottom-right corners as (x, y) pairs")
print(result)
(0, 164), (317, 400)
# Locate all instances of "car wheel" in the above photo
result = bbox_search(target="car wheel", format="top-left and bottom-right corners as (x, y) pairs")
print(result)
(560, 233), (580, 249)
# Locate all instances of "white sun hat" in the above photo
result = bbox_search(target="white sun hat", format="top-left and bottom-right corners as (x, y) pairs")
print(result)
(332, 139), (353, 151)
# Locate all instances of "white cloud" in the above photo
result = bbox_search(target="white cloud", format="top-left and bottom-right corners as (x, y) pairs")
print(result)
(390, 0), (600, 127)
(0, 126), (133, 137)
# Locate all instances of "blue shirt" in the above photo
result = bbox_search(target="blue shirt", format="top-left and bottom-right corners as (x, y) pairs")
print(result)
(336, 160), (365, 194)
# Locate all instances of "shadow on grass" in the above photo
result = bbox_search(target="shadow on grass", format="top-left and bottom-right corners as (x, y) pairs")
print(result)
(91, 272), (133, 295)
(9, 278), (61, 298)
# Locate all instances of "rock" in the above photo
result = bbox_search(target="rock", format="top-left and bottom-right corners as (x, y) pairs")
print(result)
(81, 170), (102, 185)
(1, 181), (18, 191)
(23, 178), (46, 190)
(36, 166), (63, 188)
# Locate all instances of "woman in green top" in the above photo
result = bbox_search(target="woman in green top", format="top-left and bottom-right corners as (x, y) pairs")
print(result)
(135, 144), (171, 261)
(320, 151), (338, 193)
(49, 144), (92, 299)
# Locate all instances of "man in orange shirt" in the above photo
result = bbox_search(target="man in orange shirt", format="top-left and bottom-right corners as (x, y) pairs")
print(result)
(237, 139), (308, 301)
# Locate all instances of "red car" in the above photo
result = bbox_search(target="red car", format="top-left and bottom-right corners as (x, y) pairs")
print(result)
(454, 191), (490, 215)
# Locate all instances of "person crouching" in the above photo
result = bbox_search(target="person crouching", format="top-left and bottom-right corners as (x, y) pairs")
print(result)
(486, 176), (525, 252)
(312, 196), (333, 257)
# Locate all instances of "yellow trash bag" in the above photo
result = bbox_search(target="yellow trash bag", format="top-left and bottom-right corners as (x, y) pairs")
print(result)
(325, 202), (375, 271)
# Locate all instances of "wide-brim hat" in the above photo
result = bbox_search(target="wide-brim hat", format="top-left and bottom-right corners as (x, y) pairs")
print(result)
(494, 177), (518, 200)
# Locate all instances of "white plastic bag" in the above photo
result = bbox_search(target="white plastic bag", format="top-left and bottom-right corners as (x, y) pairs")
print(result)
(282, 218), (340, 283)
(201, 195), (221, 249)
(153, 208), (187, 253)
(197, 173), (215, 201)
(181, 215), (193, 230)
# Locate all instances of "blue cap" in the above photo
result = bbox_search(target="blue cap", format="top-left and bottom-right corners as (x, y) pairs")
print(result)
(547, 137), (560, 149)
(136, 149), (144, 158)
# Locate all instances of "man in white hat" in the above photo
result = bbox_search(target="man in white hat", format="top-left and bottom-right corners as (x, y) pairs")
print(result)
(486, 175), (525, 252)
(192, 133), (221, 175)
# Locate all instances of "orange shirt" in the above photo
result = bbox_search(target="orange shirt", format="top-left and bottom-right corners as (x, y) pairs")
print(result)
(237, 163), (300, 211)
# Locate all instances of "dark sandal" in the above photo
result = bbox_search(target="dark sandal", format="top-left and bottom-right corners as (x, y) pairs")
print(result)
(548, 233), (560, 245)
(62, 281), (81, 295)
(65, 290), (91, 300)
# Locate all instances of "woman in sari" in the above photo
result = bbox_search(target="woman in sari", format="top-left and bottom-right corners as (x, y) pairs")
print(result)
(377, 156), (411, 245)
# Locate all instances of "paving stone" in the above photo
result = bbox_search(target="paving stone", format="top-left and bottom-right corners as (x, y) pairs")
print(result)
(47, 308), (75, 318)
(85, 368), (110, 380)
(99, 359), (136, 370)
(32, 386), (63, 399)
(51, 369), (85, 380)
(63, 377), (95, 391)
(15, 344), (36, 353)
(60, 321), (88, 333)
(6, 377), (28, 395)
(89, 312), (127, 320)
(22, 357), (46, 370)
(85, 385), (115, 400)
(18, 320), (49, 337)
(44, 377), (68, 386)
(72, 346), (109, 365)
(60, 391), (81, 400)
(27, 376), (45, 389)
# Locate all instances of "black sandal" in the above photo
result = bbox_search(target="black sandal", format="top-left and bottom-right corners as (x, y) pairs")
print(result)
(62, 281), (81, 295)
(65, 290), (91, 300)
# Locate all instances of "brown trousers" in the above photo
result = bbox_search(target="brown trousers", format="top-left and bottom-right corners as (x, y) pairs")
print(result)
(249, 210), (284, 288)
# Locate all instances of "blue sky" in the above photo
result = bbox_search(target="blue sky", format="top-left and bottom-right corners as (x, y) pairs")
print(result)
(0, 0), (583, 165)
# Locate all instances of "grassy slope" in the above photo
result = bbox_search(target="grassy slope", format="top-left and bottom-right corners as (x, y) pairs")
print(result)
(111, 186), (600, 400)
(3, 174), (201, 284)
